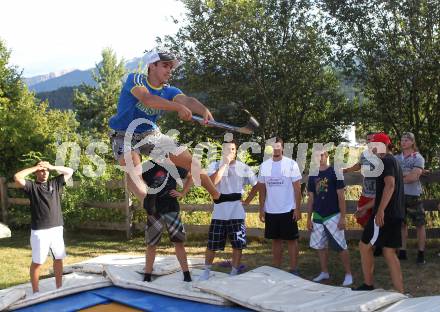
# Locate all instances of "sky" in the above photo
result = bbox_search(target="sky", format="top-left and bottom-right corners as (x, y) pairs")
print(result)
(0, 0), (186, 77)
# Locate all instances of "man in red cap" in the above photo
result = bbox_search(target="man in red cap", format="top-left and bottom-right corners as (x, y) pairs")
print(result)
(353, 132), (405, 293)
(343, 132), (376, 228)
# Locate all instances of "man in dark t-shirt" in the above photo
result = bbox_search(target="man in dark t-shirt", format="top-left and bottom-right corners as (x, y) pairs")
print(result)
(141, 160), (193, 283)
(307, 151), (353, 287)
(354, 133), (404, 293)
(14, 161), (74, 294)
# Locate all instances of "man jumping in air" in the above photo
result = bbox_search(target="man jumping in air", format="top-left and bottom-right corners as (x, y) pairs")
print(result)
(108, 49), (241, 209)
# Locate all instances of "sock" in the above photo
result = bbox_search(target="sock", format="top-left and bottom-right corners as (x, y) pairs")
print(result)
(313, 272), (330, 282)
(198, 265), (211, 281)
(214, 193), (241, 204)
(144, 273), (152, 282)
(183, 271), (192, 282)
(342, 274), (353, 286)
(230, 266), (239, 276)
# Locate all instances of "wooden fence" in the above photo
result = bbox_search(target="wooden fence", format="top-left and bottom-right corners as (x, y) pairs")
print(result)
(1, 172), (439, 240)
(0, 176), (132, 239)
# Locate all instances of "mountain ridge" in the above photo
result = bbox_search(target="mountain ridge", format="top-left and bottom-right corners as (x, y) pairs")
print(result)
(25, 54), (149, 93)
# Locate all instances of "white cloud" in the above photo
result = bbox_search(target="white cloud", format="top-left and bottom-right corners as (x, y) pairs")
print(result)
(0, 0), (186, 76)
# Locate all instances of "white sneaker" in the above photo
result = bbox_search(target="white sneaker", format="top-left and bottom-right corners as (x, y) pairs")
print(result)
(313, 272), (330, 282)
(198, 269), (210, 281)
(230, 267), (239, 276)
(27, 292), (40, 300)
(342, 274), (353, 287)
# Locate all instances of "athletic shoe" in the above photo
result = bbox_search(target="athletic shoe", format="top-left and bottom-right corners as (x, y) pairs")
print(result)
(352, 283), (374, 291)
(27, 292), (40, 299)
(183, 271), (192, 282)
(198, 269), (210, 281)
(312, 272), (330, 282)
(416, 251), (426, 265)
(342, 274), (353, 287)
(289, 269), (300, 277)
(237, 264), (247, 273)
(143, 273), (152, 282)
(230, 267), (239, 276)
(398, 249), (407, 260)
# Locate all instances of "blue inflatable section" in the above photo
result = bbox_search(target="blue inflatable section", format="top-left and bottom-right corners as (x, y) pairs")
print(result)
(15, 291), (110, 312)
(15, 286), (252, 312)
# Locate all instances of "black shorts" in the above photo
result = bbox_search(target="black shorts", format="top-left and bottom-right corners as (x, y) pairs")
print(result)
(207, 219), (246, 251)
(361, 215), (402, 249)
(264, 210), (299, 240)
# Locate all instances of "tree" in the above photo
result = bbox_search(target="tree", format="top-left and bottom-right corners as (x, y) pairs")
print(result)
(159, 0), (356, 149)
(0, 39), (79, 178)
(74, 48), (125, 136)
(321, 0), (440, 166)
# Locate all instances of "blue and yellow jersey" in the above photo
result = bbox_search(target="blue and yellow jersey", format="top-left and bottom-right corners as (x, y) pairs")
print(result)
(109, 73), (184, 133)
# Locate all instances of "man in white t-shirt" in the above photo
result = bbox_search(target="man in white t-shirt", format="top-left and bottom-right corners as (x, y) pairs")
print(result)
(246, 137), (302, 274)
(199, 140), (258, 280)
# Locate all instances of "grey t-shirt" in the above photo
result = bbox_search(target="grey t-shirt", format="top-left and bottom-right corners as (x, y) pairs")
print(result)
(359, 152), (376, 198)
(395, 152), (425, 196)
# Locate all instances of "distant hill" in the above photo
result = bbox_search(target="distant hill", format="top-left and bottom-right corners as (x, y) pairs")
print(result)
(28, 69), (95, 93)
(36, 86), (75, 110)
(24, 69), (75, 87)
(25, 54), (151, 110)
(25, 54), (150, 93)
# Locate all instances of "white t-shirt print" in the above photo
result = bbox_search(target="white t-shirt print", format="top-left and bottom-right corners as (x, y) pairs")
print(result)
(258, 157), (302, 214)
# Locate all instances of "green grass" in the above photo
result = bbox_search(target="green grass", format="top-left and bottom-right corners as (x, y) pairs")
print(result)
(1, 229), (440, 297)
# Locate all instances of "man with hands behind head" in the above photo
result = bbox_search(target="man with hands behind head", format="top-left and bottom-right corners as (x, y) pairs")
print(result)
(14, 161), (74, 294)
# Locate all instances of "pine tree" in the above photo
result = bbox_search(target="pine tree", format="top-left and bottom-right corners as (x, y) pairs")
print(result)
(74, 48), (126, 136)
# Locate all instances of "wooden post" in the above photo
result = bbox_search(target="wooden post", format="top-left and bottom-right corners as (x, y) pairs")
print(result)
(0, 177), (9, 224)
(123, 173), (133, 239)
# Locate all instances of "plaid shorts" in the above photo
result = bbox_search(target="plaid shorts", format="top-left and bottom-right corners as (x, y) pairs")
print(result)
(207, 219), (247, 251)
(110, 129), (186, 161)
(145, 212), (186, 246)
(310, 213), (347, 252)
(404, 195), (425, 226)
